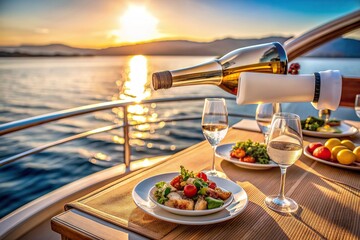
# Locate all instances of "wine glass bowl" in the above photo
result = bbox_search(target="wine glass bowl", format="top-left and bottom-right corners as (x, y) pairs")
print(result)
(318, 109), (331, 123)
(355, 94), (360, 118)
(255, 103), (281, 143)
(265, 112), (303, 213)
(201, 98), (228, 177)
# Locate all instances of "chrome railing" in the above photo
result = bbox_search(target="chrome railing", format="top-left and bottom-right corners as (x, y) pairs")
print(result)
(0, 96), (251, 167)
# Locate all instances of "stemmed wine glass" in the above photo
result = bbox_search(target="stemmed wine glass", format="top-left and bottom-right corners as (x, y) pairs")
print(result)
(201, 98), (228, 178)
(318, 109), (331, 123)
(355, 94), (360, 118)
(265, 112), (303, 213)
(255, 103), (281, 144)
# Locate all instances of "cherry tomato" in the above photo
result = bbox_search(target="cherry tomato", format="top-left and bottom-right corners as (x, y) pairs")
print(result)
(208, 181), (217, 189)
(313, 146), (331, 160)
(184, 184), (197, 198)
(196, 172), (208, 182)
(170, 175), (182, 189)
(308, 142), (323, 154)
(230, 148), (246, 159)
(243, 156), (256, 163)
(232, 87), (238, 95)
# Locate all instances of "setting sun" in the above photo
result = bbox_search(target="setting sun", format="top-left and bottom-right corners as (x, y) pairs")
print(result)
(116, 5), (159, 43)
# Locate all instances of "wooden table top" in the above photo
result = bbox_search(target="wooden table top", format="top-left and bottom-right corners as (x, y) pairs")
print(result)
(51, 120), (360, 240)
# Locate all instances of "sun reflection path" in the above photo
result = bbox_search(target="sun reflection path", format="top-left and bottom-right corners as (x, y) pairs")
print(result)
(119, 55), (152, 129)
(121, 55), (151, 101)
(110, 55), (174, 156)
(87, 55), (180, 166)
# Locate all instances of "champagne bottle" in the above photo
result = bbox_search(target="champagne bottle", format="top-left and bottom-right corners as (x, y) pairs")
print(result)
(152, 42), (342, 110)
(152, 42), (288, 95)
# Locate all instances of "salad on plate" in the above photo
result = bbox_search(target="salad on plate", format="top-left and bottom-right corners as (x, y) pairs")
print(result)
(152, 166), (232, 211)
(301, 116), (341, 133)
(230, 139), (270, 164)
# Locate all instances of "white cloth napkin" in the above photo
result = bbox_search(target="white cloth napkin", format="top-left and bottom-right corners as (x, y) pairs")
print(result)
(232, 119), (261, 132)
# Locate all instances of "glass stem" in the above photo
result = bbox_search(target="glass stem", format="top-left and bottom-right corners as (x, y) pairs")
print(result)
(278, 166), (287, 200)
(264, 133), (269, 144)
(211, 146), (216, 172)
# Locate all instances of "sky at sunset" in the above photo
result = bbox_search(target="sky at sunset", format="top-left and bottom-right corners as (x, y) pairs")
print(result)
(0, 0), (359, 48)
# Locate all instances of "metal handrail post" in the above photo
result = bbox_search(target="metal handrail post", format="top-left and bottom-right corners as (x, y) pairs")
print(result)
(123, 106), (131, 168)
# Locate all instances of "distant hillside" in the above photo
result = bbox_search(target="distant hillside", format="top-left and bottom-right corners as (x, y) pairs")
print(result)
(1, 37), (359, 57)
(0, 44), (95, 56)
(97, 36), (290, 56)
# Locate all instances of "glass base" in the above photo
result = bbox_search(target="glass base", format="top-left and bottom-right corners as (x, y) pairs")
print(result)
(203, 170), (227, 178)
(265, 195), (298, 213)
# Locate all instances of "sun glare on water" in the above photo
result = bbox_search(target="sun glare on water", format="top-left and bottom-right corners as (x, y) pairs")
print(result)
(117, 55), (152, 123)
(123, 55), (150, 101)
(117, 5), (159, 43)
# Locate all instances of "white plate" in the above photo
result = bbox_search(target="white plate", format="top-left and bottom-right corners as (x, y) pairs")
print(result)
(148, 185), (234, 216)
(132, 172), (248, 225)
(303, 146), (360, 171)
(302, 122), (358, 138)
(215, 143), (278, 170)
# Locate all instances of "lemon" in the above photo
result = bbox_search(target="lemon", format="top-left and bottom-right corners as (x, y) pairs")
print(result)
(331, 145), (347, 161)
(324, 138), (341, 151)
(317, 125), (340, 133)
(341, 140), (355, 151)
(337, 149), (357, 165)
(353, 146), (360, 162)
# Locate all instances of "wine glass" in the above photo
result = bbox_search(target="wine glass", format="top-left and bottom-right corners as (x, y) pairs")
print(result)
(265, 112), (303, 213)
(255, 103), (281, 144)
(355, 94), (360, 118)
(201, 98), (228, 178)
(318, 109), (331, 123)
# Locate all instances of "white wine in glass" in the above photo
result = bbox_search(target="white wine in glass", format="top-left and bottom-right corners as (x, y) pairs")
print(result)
(202, 124), (228, 146)
(255, 103), (281, 143)
(265, 112), (303, 213)
(201, 98), (228, 178)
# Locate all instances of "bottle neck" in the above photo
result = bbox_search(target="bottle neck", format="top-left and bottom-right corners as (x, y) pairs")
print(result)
(151, 42), (288, 91)
(170, 60), (223, 87)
